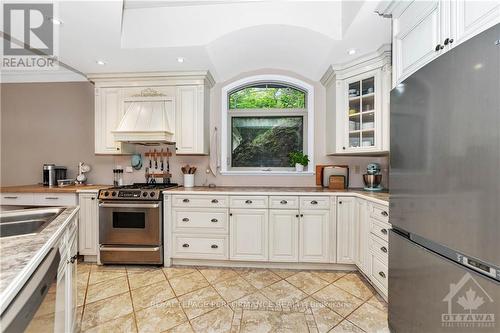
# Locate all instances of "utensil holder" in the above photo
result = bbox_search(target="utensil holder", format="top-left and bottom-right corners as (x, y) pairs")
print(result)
(184, 174), (194, 188)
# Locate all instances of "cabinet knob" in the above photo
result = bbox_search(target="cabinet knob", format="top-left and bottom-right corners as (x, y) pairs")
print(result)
(296, 214), (299, 218)
(444, 38), (450, 45)
(300, 214), (304, 217)
(91, 197), (95, 200)
(245, 200), (253, 204)
(449, 38), (454, 44)
(182, 218), (189, 222)
(182, 243), (190, 248)
(229, 213), (233, 216)
(311, 200), (318, 205)
(211, 218), (218, 223)
(381, 228), (388, 235)
(379, 271), (386, 278)
(116, 147), (120, 151)
(339, 201), (342, 204)
(342, 147), (346, 150)
(68, 255), (78, 264)
(381, 211), (388, 217)
(280, 200), (288, 204)
(183, 198), (190, 203)
(380, 246), (388, 253)
(435, 44), (442, 51)
(211, 199), (219, 203)
(211, 244), (218, 249)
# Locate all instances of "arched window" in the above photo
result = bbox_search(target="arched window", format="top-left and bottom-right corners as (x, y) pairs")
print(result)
(221, 75), (314, 174)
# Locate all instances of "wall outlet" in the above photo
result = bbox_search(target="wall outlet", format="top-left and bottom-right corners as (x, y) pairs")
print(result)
(125, 166), (133, 173)
(354, 165), (360, 174)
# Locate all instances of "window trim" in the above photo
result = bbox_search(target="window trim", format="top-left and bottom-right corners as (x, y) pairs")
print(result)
(221, 75), (314, 175)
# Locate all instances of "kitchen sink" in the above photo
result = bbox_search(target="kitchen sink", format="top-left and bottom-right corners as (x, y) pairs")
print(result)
(0, 207), (64, 238)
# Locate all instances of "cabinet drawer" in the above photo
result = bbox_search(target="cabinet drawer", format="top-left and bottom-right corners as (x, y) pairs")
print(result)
(300, 196), (330, 210)
(370, 233), (389, 264)
(269, 196), (299, 209)
(172, 195), (229, 208)
(370, 218), (391, 242)
(371, 254), (388, 291)
(33, 193), (77, 206)
(1, 193), (34, 205)
(230, 196), (268, 209)
(370, 203), (389, 223)
(172, 234), (228, 260)
(173, 208), (228, 234)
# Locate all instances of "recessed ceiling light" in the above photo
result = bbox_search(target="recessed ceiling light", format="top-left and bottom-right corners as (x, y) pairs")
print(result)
(177, 57), (184, 63)
(96, 60), (106, 65)
(49, 17), (63, 25)
(347, 49), (356, 55)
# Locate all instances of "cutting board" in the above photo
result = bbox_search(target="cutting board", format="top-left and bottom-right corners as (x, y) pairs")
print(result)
(315, 164), (349, 186)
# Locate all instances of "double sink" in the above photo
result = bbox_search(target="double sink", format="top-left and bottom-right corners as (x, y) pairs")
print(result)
(0, 207), (64, 238)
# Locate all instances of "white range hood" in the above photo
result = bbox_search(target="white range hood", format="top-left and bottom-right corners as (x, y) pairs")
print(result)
(112, 88), (175, 144)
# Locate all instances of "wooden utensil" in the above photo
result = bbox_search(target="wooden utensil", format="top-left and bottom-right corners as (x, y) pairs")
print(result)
(328, 175), (346, 190)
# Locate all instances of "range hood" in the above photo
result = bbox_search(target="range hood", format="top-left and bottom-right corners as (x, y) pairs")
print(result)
(113, 88), (175, 144)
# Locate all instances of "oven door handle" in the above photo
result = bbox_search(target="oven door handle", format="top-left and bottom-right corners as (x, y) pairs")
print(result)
(100, 246), (160, 252)
(98, 202), (160, 209)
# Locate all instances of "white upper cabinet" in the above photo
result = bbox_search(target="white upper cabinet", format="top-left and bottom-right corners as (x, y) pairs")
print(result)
(322, 46), (391, 154)
(454, 0), (500, 46)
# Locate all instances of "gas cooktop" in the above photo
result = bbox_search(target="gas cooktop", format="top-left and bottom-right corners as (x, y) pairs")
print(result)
(98, 183), (178, 201)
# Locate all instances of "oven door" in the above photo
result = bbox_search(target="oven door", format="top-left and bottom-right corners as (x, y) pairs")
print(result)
(99, 201), (161, 246)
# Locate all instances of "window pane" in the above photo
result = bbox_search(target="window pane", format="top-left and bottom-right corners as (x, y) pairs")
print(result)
(231, 116), (303, 167)
(229, 84), (305, 109)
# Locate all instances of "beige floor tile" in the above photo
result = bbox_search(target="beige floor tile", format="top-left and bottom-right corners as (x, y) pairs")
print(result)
(347, 303), (388, 333)
(303, 297), (343, 333)
(128, 269), (166, 290)
(312, 284), (364, 317)
(77, 282), (87, 307)
(330, 320), (365, 333)
(286, 271), (330, 295)
(311, 271), (347, 283)
(86, 276), (129, 304)
(169, 271), (210, 296)
(77, 263), (92, 274)
(81, 292), (133, 330)
(271, 269), (298, 279)
(91, 264), (127, 272)
(82, 313), (137, 333)
(366, 294), (388, 311)
(163, 267), (197, 279)
(239, 269), (281, 289)
(131, 280), (176, 311)
(212, 276), (257, 303)
(229, 291), (275, 312)
(126, 265), (159, 273)
(135, 299), (188, 333)
(163, 322), (195, 333)
(239, 310), (308, 333)
(260, 280), (307, 306)
(178, 286), (226, 319)
(78, 269), (90, 285)
(89, 270), (127, 285)
(190, 306), (234, 333)
(333, 273), (374, 301)
(198, 267), (238, 284)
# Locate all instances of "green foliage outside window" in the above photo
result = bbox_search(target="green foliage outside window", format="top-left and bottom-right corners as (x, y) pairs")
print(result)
(229, 84), (306, 109)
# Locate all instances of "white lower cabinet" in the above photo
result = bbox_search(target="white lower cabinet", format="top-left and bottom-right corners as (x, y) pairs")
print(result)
(336, 197), (356, 264)
(78, 193), (99, 257)
(357, 199), (371, 276)
(269, 209), (299, 262)
(229, 209), (268, 261)
(299, 210), (330, 263)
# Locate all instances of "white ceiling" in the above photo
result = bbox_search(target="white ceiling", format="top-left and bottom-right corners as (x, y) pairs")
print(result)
(1, 0), (391, 83)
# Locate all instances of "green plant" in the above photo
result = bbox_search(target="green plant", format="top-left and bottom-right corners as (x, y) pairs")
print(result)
(288, 151), (309, 166)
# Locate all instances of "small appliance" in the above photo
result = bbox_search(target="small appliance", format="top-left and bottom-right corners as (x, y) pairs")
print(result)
(363, 162), (383, 191)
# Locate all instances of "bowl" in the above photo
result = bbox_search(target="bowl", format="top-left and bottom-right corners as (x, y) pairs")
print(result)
(363, 174), (382, 188)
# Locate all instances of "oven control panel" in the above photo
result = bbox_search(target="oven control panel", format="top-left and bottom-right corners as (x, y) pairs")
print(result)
(98, 189), (161, 200)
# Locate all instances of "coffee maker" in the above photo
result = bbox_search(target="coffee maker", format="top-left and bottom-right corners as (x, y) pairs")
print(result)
(363, 163), (383, 191)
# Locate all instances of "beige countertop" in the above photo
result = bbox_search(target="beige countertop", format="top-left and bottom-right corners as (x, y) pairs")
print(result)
(0, 184), (111, 193)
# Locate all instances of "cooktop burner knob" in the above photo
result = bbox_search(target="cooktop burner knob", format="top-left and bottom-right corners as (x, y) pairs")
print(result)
(150, 192), (156, 197)
(142, 192), (148, 197)
(104, 191), (109, 196)
(111, 191), (117, 196)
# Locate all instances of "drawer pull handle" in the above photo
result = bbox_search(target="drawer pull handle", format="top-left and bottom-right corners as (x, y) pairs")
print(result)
(182, 218), (189, 222)
(4, 196), (18, 199)
(211, 244), (218, 249)
(380, 246), (388, 253)
(379, 271), (386, 278)
(381, 211), (388, 217)
(381, 229), (388, 235)
(211, 199), (219, 203)
(67, 255), (78, 264)
(311, 200), (318, 205)
(183, 199), (190, 203)
(45, 197), (59, 200)
(211, 218), (218, 223)
(245, 200), (253, 204)
(280, 200), (288, 204)
(182, 243), (190, 248)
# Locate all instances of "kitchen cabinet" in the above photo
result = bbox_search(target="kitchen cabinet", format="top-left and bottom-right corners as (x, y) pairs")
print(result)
(322, 46), (391, 154)
(299, 210), (330, 263)
(336, 196), (356, 264)
(454, 0), (500, 46)
(356, 199), (371, 276)
(269, 209), (299, 262)
(78, 193), (99, 258)
(229, 209), (269, 261)
(1, 192), (77, 206)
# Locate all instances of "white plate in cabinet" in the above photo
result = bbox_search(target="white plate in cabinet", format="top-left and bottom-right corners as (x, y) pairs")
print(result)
(369, 233), (389, 265)
(299, 210), (330, 263)
(173, 234), (228, 260)
(371, 253), (388, 292)
(172, 208), (228, 234)
(33, 193), (77, 206)
(269, 209), (299, 262)
(229, 209), (268, 261)
(269, 196), (299, 209)
(230, 196), (268, 209)
(370, 218), (390, 243)
(299, 196), (330, 210)
(0, 193), (34, 205)
(172, 195), (229, 208)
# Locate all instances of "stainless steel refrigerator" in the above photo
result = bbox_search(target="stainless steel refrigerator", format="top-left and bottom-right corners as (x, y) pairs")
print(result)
(389, 24), (500, 332)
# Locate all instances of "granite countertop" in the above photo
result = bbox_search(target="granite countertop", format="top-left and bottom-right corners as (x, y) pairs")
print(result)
(0, 184), (111, 193)
(0, 206), (79, 312)
(165, 186), (389, 203)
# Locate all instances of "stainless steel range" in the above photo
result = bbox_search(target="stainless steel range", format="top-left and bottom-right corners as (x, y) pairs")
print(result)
(98, 183), (177, 265)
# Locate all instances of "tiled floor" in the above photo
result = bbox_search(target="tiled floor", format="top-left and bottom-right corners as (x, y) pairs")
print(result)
(77, 262), (389, 333)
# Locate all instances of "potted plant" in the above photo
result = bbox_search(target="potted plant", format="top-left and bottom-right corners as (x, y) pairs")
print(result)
(289, 151), (309, 172)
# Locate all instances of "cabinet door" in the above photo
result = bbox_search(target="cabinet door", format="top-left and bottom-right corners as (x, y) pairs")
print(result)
(269, 210), (299, 262)
(54, 257), (67, 333)
(78, 193), (99, 256)
(299, 210), (329, 263)
(230, 209), (268, 261)
(393, 1), (444, 84)
(454, 0), (500, 46)
(336, 197), (356, 264)
(66, 232), (78, 333)
(95, 88), (121, 154)
(176, 85), (207, 154)
(357, 199), (371, 275)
